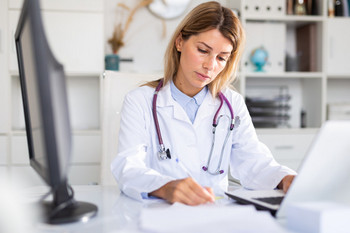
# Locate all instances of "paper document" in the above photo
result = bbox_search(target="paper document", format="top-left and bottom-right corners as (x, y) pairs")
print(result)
(139, 203), (288, 233)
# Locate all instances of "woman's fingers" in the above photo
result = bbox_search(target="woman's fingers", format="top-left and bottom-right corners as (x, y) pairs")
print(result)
(167, 178), (213, 205)
(149, 177), (215, 205)
(278, 175), (295, 193)
(187, 179), (215, 203)
(204, 187), (215, 197)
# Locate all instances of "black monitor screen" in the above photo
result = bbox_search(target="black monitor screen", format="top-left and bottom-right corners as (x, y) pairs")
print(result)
(19, 17), (48, 178)
(15, 0), (70, 187)
(15, 0), (97, 224)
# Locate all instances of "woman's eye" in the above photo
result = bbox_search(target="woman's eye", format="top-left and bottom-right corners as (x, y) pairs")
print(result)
(198, 48), (207, 53)
(218, 56), (227, 62)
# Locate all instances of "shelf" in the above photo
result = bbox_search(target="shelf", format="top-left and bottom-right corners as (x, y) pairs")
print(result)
(245, 15), (324, 21)
(245, 72), (323, 79)
(327, 74), (350, 79)
(72, 130), (101, 135)
(10, 70), (102, 78)
(245, 77), (323, 128)
(327, 17), (350, 21)
(10, 130), (26, 136)
(9, 0), (104, 12)
(327, 79), (350, 104)
(256, 127), (319, 135)
(10, 130), (101, 135)
(244, 15), (324, 24)
(11, 75), (101, 131)
(66, 72), (103, 78)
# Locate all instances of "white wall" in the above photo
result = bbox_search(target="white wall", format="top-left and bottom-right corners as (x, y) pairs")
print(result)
(104, 0), (226, 73)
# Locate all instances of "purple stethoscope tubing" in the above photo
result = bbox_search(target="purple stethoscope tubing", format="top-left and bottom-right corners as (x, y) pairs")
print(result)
(203, 114), (233, 175)
(152, 79), (171, 160)
(203, 92), (235, 175)
(152, 79), (164, 146)
(152, 79), (237, 175)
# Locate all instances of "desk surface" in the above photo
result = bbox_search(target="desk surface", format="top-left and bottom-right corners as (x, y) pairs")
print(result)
(28, 185), (146, 233)
(23, 185), (289, 233)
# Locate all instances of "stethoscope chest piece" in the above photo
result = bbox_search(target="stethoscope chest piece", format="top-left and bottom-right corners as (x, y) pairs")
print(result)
(158, 147), (171, 160)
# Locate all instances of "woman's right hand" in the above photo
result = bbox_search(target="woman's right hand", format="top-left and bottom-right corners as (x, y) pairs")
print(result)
(149, 177), (215, 205)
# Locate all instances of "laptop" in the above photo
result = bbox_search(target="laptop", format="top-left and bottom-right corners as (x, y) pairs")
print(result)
(225, 121), (350, 218)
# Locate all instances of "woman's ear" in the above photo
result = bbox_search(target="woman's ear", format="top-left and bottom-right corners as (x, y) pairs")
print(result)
(175, 33), (183, 52)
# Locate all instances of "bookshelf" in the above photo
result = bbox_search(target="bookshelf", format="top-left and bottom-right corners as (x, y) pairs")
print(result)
(227, 0), (350, 170)
(0, 0), (104, 187)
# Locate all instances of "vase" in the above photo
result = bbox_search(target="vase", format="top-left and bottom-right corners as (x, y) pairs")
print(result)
(105, 54), (120, 71)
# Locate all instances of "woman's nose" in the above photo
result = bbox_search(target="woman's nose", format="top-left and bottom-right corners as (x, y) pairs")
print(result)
(203, 56), (215, 71)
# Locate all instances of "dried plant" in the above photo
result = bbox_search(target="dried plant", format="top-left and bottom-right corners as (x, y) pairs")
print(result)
(108, 0), (153, 54)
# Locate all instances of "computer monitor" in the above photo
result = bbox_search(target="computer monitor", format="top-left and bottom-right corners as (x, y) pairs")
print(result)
(15, 0), (97, 224)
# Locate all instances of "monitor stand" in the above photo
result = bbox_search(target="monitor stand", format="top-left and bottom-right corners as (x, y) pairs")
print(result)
(41, 181), (98, 224)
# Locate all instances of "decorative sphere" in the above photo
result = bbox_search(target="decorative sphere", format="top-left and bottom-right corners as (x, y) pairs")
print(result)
(250, 47), (268, 72)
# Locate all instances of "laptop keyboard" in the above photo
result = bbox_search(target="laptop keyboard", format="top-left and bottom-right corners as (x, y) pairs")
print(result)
(252, 196), (284, 205)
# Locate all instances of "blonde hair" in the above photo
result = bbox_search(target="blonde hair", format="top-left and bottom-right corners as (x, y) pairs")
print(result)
(146, 1), (245, 97)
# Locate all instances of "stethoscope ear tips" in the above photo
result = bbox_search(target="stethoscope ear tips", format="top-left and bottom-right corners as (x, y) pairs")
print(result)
(202, 166), (224, 174)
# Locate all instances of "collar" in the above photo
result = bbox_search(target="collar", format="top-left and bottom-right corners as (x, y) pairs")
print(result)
(155, 80), (218, 124)
(170, 80), (208, 107)
(156, 81), (217, 107)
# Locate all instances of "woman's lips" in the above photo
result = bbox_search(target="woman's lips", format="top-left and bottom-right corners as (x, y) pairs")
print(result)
(196, 72), (210, 81)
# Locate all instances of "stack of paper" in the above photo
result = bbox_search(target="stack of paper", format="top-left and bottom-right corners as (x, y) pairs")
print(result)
(139, 203), (288, 233)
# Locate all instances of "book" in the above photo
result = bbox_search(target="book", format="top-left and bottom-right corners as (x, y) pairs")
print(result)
(296, 23), (317, 72)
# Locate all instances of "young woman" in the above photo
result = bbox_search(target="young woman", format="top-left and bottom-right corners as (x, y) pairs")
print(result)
(111, 1), (296, 205)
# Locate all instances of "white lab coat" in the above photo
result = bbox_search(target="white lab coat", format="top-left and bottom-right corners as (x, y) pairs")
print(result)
(111, 81), (296, 201)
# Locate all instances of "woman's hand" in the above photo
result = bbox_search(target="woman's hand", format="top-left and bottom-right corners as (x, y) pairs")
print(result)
(149, 177), (215, 205)
(278, 175), (295, 193)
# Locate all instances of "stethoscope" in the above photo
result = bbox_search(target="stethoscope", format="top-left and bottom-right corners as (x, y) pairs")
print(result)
(152, 79), (240, 175)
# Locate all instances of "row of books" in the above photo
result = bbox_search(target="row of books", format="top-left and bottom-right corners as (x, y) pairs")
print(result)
(328, 0), (350, 17)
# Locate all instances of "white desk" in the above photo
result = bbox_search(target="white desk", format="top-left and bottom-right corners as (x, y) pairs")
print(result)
(24, 185), (291, 233)
(27, 185), (146, 233)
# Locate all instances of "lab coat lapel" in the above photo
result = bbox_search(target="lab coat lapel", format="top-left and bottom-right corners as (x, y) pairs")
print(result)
(193, 91), (218, 127)
(156, 82), (190, 123)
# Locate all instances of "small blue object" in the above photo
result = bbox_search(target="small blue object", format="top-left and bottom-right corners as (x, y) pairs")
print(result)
(250, 47), (268, 72)
(105, 54), (120, 71)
